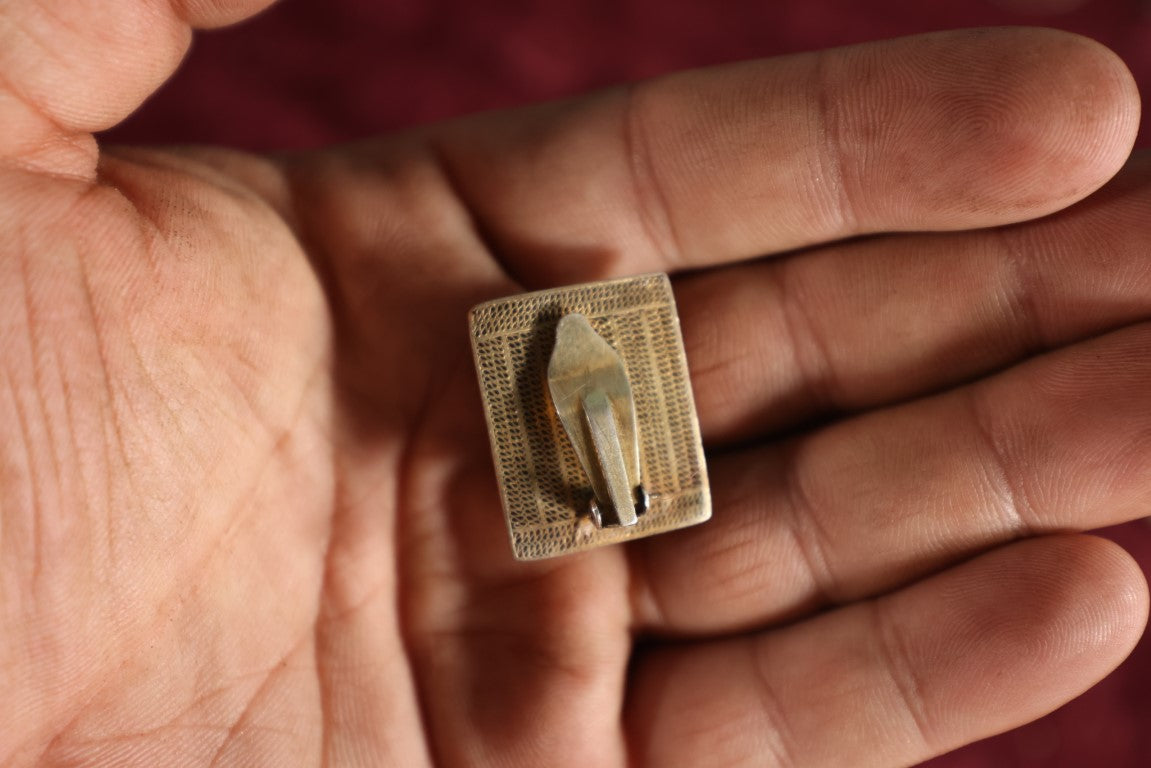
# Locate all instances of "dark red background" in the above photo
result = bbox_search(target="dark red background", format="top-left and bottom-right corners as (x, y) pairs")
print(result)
(107, 0), (1151, 150)
(105, 1), (1151, 765)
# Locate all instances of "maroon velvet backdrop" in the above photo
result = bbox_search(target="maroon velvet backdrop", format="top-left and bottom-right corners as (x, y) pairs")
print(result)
(105, 1), (1151, 765)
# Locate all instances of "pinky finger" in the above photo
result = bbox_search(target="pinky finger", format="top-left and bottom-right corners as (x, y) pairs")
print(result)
(626, 535), (1147, 768)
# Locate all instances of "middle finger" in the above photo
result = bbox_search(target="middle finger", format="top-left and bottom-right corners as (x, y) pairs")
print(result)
(677, 154), (1151, 444)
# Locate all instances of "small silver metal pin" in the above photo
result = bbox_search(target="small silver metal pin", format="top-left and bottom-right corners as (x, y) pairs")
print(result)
(547, 313), (647, 528)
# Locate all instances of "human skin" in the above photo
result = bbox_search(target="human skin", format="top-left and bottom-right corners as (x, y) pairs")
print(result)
(0, 1), (1148, 766)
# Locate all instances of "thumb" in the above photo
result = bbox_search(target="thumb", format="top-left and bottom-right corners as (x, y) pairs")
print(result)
(0, 0), (276, 177)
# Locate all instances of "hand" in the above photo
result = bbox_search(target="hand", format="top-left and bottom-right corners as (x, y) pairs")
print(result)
(0, 2), (1146, 765)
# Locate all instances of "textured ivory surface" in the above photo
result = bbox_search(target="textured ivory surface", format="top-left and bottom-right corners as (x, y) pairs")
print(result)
(469, 273), (710, 560)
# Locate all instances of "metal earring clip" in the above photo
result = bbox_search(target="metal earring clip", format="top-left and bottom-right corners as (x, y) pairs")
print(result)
(547, 313), (649, 529)
(469, 273), (710, 560)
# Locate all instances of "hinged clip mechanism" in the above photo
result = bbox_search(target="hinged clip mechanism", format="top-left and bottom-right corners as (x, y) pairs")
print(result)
(547, 314), (649, 528)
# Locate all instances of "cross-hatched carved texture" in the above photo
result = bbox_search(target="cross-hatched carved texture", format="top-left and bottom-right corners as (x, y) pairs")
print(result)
(469, 273), (711, 560)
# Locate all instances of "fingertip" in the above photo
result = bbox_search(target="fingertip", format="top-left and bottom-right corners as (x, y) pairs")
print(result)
(1064, 534), (1149, 661)
(841, 27), (1141, 228)
(961, 534), (1146, 663)
(922, 534), (1148, 736)
(1014, 28), (1141, 203)
(170, 0), (279, 28)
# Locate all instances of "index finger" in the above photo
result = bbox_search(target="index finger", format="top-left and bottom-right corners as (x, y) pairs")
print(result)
(431, 28), (1139, 286)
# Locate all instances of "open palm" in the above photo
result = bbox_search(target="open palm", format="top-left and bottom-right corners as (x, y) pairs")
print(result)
(2, 3), (1148, 766)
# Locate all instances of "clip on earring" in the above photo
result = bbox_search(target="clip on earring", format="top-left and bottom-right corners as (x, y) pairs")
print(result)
(469, 273), (710, 561)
